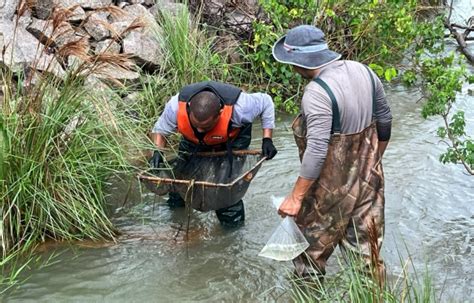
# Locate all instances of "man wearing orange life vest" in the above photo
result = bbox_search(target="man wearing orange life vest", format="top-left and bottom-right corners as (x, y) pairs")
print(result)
(150, 81), (277, 227)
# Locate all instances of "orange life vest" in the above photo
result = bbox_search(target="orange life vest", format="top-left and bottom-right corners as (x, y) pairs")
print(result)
(177, 101), (240, 145)
(176, 81), (242, 146)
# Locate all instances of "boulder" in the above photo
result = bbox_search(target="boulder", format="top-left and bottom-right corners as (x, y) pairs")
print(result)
(95, 39), (120, 54)
(0, 21), (65, 78)
(189, 0), (260, 37)
(122, 29), (162, 66)
(27, 17), (78, 48)
(110, 4), (156, 38)
(149, 0), (187, 18)
(84, 11), (110, 41)
(109, 21), (131, 38)
(226, 10), (253, 33)
(127, 0), (146, 5)
(110, 4), (155, 26)
(33, 0), (112, 19)
(0, 0), (20, 21)
(67, 6), (86, 22)
(13, 13), (32, 28)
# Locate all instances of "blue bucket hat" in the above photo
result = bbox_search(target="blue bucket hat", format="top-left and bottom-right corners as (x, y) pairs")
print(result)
(272, 25), (341, 69)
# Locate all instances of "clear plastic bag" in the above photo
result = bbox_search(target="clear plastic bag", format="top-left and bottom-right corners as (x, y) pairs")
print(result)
(258, 196), (310, 261)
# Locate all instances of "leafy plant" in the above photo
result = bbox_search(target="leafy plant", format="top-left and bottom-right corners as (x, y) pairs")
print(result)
(245, 0), (439, 112)
(416, 55), (474, 174)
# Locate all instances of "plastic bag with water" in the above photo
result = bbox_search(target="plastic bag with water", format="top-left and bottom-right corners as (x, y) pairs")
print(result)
(258, 196), (310, 261)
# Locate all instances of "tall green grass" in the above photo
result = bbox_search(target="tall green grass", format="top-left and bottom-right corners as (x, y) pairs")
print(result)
(130, 5), (235, 131)
(0, 4), (150, 286)
(155, 5), (227, 88)
(290, 251), (438, 303)
(0, 67), (144, 281)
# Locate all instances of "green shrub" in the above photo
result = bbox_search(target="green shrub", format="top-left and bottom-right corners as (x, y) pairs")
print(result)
(245, 0), (443, 112)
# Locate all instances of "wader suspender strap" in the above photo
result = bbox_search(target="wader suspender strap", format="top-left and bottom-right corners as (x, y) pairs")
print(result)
(313, 78), (341, 134)
(364, 65), (377, 120)
(226, 122), (234, 178)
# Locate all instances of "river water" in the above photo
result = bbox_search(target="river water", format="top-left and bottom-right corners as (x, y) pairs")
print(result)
(3, 79), (473, 302)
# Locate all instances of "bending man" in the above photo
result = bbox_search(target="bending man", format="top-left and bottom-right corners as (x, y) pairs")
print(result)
(150, 81), (277, 227)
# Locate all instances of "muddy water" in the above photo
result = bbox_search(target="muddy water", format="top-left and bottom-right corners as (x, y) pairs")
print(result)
(3, 80), (473, 302)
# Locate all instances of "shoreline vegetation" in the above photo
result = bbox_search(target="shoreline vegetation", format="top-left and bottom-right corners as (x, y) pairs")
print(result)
(1, 0), (472, 300)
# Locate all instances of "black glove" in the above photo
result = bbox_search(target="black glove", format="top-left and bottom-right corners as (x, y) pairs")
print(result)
(262, 138), (277, 160)
(148, 150), (163, 169)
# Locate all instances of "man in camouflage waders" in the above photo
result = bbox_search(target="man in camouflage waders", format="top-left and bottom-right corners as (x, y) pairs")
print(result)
(272, 25), (392, 280)
(149, 81), (277, 227)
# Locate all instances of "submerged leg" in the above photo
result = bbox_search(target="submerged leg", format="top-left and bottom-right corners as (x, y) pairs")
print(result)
(215, 200), (245, 227)
(167, 192), (186, 208)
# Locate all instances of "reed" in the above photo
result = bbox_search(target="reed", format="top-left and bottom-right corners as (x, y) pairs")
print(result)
(0, 2), (148, 289)
(290, 231), (438, 303)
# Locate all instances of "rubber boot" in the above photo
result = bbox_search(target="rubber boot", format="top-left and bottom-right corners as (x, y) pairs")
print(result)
(167, 192), (186, 208)
(215, 200), (245, 228)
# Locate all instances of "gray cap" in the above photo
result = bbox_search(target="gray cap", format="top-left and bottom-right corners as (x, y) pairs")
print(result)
(272, 25), (341, 69)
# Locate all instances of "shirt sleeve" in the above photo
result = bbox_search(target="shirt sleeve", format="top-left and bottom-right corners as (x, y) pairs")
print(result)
(231, 92), (275, 129)
(371, 70), (392, 141)
(151, 94), (179, 135)
(299, 88), (333, 180)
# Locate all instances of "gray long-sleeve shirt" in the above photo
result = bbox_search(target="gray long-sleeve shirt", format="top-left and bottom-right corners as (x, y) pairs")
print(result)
(152, 92), (275, 135)
(300, 60), (392, 180)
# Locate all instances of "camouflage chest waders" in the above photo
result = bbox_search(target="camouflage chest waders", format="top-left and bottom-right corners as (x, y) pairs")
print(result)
(291, 75), (385, 279)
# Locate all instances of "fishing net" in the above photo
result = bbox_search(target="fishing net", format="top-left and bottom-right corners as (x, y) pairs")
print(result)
(139, 150), (265, 211)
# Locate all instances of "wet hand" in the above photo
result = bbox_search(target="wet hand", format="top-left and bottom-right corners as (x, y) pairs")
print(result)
(278, 194), (302, 218)
(262, 138), (277, 160)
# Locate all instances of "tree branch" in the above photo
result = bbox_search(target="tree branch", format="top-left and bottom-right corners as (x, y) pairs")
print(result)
(443, 1), (474, 63)
(450, 23), (474, 30)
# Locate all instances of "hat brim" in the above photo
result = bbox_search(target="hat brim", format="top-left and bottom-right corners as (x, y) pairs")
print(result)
(272, 35), (341, 69)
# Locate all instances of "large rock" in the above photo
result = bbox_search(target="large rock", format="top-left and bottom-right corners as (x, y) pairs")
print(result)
(13, 13), (32, 28)
(110, 21), (131, 37)
(0, 0), (19, 21)
(149, 0), (187, 18)
(0, 21), (65, 78)
(27, 17), (79, 48)
(93, 64), (139, 82)
(68, 54), (138, 84)
(94, 39), (120, 54)
(84, 11), (110, 40)
(226, 11), (254, 34)
(67, 6), (86, 22)
(127, 0), (146, 5)
(33, 0), (112, 19)
(110, 4), (156, 38)
(189, 0), (260, 37)
(122, 29), (162, 66)
(110, 4), (155, 26)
